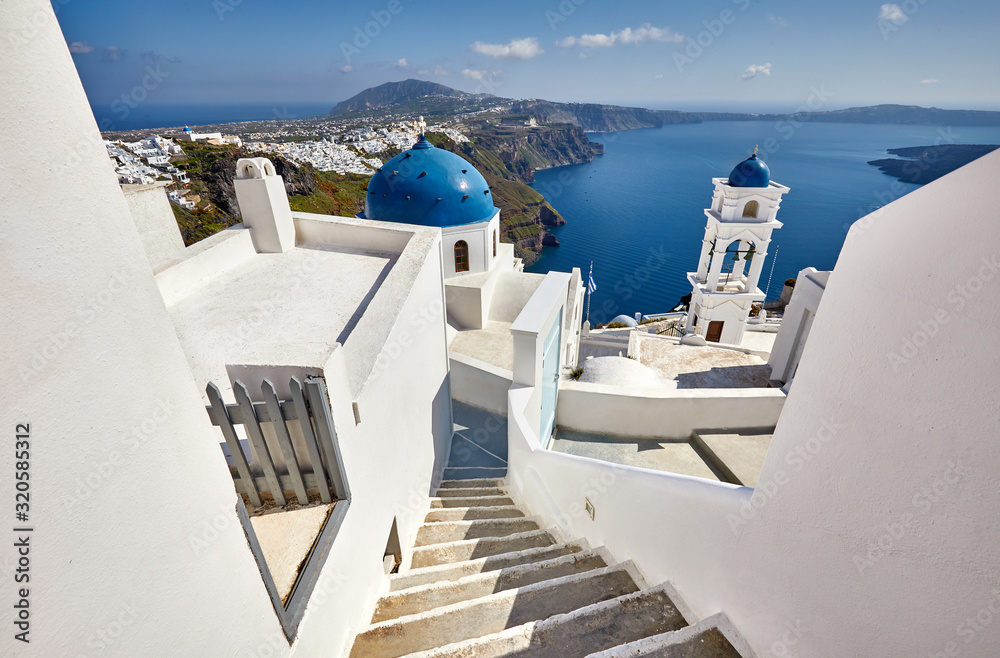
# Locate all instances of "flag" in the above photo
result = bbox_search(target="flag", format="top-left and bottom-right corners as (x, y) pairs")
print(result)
(587, 263), (597, 294)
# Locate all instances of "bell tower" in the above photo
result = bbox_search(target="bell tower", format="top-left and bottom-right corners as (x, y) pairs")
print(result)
(685, 149), (789, 345)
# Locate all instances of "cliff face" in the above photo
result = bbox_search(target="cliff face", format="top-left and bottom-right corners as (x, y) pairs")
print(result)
(509, 100), (700, 132)
(170, 142), (334, 245)
(467, 123), (603, 182)
(430, 126), (601, 264)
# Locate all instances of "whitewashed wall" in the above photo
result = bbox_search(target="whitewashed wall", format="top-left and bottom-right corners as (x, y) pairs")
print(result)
(556, 382), (786, 439)
(121, 184), (186, 267)
(1, 3), (282, 654)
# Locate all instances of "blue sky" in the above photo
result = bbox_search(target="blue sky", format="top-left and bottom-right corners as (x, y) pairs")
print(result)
(56, 0), (1000, 113)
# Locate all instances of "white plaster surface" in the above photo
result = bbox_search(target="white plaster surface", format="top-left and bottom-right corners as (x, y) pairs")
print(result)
(449, 321), (515, 371)
(737, 329), (777, 355)
(632, 334), (771, 389)
(167, 244), (395, 399)
(1, 4), (284, 653)
(577, 356), (663, 388)
(121, 183), (185, 267)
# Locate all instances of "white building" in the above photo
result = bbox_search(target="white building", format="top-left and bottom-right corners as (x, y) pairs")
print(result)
(5, 2), (1000, 656)
(685, 151), (788, 345)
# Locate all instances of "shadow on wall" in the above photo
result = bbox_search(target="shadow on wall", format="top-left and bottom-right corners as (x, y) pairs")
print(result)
(428, 378), (454, 494)
(674, 364), (772, 389)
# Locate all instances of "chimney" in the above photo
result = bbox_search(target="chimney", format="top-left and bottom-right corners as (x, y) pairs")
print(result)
(234, 157), (295, 253)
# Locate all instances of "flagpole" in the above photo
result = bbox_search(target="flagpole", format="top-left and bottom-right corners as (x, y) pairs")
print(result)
(585, 260), (593, 325)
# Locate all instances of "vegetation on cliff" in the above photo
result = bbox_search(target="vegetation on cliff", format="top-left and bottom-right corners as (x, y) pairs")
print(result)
(166, 124), (600, 262)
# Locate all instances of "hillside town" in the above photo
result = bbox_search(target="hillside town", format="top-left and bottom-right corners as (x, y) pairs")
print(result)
(104, 117), (472, 210)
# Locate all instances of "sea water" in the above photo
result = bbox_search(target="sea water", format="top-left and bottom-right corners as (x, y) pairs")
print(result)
(528, 121), (1000, 325)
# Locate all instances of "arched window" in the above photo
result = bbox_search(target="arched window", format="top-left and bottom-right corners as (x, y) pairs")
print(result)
(454, 240), (470, 273)
(742, 200), (760, 218)
(493, 230), (497, 257)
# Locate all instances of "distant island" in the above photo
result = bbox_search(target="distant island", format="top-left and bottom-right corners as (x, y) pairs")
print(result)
(868, 144), (999, 184)
(328, 80), (1000, 132)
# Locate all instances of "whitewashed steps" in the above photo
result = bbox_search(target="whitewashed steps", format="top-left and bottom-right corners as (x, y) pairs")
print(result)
(351, 479), (748, 658)
(350, 566), (639, 658)
(424, 505), (525, 522)
(389, 541), (587, 591)
(435, 486), (508, 498)
(411, 529), (557, 569)
(442, 467), (507, 480)
(437, 478), (505, 489)
(415, 518), (540, 545)
(399, 587), (687, 658)
(586, 614), (744, 658)
(373, 550), (609, 623)
(430, 495), (515, 508)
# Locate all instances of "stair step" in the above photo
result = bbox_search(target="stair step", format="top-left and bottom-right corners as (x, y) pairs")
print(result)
(399, 586), (686, 658)
(350, 566), (639, 658)
(424, 506), (525, 522)
(415, 518), (540, 546)
(434, 487), (506, 498)
(410, 529), (555, 568)
(373, 550), (608, 623)
(390, 541), (586, 591)
(442, 467), (507, 481)
(437, 478), (505, 489)
(429, 495), (515, 508)
(588, 625), (742, 658)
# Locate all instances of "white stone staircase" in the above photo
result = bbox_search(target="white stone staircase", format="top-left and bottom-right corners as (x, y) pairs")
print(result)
(349, 479), (751, 658)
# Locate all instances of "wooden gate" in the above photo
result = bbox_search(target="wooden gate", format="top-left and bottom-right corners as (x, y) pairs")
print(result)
(706, 320), (725, 343)
(205, 375), (349, 509)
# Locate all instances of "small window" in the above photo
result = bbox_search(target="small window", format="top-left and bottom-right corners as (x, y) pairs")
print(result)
(742, 200), (760, 218)
(493, 230), (497, 257)
(455, 240), (470, 273)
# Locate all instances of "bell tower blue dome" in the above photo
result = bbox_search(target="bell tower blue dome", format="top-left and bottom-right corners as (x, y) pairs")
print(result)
(727, 151), (771, 188)
(363, 136), (497, 228)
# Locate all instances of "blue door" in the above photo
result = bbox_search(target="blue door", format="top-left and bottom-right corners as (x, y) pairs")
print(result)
(540, 311), (562, 443)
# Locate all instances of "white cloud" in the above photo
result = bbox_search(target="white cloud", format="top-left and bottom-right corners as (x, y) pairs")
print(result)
(471, 37), (543, 60)
(101, 46), (125, 62)
(653, 74), (664, 80)
(879, 4), (908, 24)
(434, 65), (451, 76)
(394, 58), (409, 69)
(68, 41), (95, 54)
(557, 24), (683, 49)
(741, 63), (772, 80)
(339, 65), (353, 74)
(769, 15), (789, 28)
(462, 69), (488, 80)
(921, 78), (939, 84)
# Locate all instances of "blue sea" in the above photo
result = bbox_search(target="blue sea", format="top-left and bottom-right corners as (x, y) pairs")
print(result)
(527, 122), (1000, 326)
(89, 102), (335, 131)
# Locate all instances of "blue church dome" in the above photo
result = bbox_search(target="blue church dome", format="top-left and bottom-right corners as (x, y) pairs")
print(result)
(727, 152), (770, 188)
(363, 136), (497, 228)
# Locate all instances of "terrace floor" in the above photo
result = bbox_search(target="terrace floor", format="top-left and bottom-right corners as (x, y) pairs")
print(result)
(550, 427), (773, 487)
(168, 243), (396, 399)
